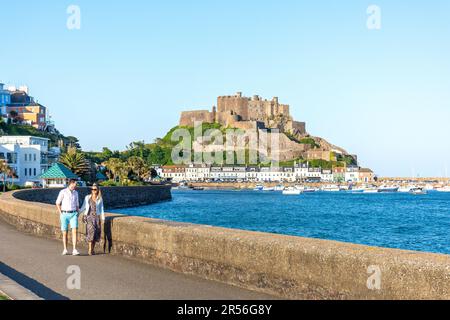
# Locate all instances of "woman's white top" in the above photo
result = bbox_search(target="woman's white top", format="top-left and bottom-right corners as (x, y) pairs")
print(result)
(80, 195), (105, 221)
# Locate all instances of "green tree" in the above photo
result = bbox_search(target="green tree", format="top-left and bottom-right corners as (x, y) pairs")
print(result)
(59, 146), (90, 177)
(127, 156), (149, 181)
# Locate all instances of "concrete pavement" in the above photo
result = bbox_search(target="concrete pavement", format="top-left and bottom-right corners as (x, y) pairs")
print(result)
(0, 220), (276, 300)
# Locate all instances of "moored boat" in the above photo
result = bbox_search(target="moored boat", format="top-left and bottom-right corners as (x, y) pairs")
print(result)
(436, 186), (450, 193)
(410, 187), (427, 195)
(321, 185), (340, 192)
(282, 187), (302, 195)
(378, 185), (399, 193)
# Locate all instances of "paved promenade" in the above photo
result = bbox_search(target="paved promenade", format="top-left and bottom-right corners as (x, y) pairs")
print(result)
(0, 220), (275, 300)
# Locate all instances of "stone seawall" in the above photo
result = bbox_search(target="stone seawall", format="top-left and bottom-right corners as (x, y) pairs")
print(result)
(12, 185), (172, 209)
(1, 187), (450, 299)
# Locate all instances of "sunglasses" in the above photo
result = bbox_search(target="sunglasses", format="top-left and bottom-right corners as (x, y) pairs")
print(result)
(92, 188), (99, 192)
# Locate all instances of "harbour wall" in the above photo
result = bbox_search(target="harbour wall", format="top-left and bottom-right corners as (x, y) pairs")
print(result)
(1, 187), (450, 299)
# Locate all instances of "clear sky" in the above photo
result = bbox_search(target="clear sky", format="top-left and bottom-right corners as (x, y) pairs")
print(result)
(0, 0), (449, 177)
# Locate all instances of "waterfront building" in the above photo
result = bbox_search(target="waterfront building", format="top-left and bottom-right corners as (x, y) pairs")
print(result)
(0, 136), (50, 186)
(294, 163), (309, 180)
(358, 168), (374, 183)
(307, 167), (322, 181)
(245, 166), (259, 181)
(345, 165), (360, 183)
(0, 83), (11, 118)
(185, 164), (210, 181)
(161, 165), (186, 183)
(321, 169), (334, 182)
(40, 163), (79, 188)
(333, 167), (346, 183)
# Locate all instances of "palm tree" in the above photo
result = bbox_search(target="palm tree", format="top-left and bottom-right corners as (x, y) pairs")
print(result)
(103, 158), (125, 183)
(127, 156), (149, 181)
(0, 161), (16, 192)
(59, 146), (90, 177)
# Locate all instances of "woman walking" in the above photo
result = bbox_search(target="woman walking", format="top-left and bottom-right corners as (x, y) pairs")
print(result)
(80, 183), (105, 255)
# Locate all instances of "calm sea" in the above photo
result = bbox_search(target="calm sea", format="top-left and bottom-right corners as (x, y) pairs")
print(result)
(111, 189), (450, 255)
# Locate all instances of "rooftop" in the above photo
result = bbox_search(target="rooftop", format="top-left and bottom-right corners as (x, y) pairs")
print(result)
(40, 163), (79, 180)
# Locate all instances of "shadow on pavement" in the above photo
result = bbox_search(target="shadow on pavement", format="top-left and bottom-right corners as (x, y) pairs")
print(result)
(0, 261), (69, 300)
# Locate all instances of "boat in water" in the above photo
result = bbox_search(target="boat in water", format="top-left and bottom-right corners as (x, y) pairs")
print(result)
(253, 185), (264, 191)
(274, 185), (285, 191)
(398, 185), (416, 193)
(282, 187), (302, 195)
(410, 187), (427, 195)
(436, 186), (450, 193)
(378, 185), (399, 193)
(321, 185), (340, 192)
(262, 186), (275, 191)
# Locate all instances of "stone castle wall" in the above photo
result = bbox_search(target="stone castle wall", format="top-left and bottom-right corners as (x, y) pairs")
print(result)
(180, 110), (215, 127)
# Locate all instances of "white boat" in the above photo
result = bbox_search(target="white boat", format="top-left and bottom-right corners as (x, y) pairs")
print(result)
(363, 188), (379, 193)
(282, 187), (302, 195)
(274, 185), (285, 191)
(262, 186), (275, 191)
(398, 185), (416, 193)
(303, 187), (318, 193)
(410, 187), (427, 195)
(351, 187), (366, 193)
(254, 185), (264, 191)
(321, 185), (340, 192)
(378, 185), (399, 193)
(436, 186), (450, 193)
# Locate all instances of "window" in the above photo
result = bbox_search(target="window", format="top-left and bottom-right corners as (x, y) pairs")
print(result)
(25, 154), (28, 161)
(34, 154), (37, 161)
(24, 168), (27, 176)
(34, 168), (36, 176)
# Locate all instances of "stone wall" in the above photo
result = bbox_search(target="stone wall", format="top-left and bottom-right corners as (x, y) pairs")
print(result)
(12, 185), (172, 210)
(179, 110), (214, 127)
(2, 188), (450, 299)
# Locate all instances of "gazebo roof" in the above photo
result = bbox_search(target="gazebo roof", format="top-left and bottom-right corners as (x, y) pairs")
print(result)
(40, 163), (79, 180)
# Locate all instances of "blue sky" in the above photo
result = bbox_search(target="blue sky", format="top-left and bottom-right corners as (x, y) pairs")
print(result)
(0, 0), (449, 176)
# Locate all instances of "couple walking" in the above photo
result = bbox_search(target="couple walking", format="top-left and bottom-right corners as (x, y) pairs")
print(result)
(55, 179), (105, 256)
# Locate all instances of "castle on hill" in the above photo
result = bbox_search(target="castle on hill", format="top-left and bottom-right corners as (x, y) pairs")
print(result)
(179, 92), (306, 135)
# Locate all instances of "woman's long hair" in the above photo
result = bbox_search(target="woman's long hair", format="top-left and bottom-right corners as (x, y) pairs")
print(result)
(91, 183), (103, 202)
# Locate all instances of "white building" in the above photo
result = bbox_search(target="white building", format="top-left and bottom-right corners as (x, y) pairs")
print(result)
(294, 163), (309, 180)
(321, 169), (334, 182)
(0, 136), (49, 186)
(161, 165), (186, 183)
(185, 164), (211, 181)
(345, 166), (360, 183)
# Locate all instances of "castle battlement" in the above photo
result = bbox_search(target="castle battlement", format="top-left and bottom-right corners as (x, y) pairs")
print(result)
(180, 92), (306, 135)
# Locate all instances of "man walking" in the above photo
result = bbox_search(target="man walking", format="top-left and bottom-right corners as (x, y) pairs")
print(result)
(56, 179), (80, 256)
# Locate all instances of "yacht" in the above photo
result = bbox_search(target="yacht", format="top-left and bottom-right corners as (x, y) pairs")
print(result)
(378, 185), (399, 193)
(282, 187), (302, 195)
(303, 187), (318, 193)
(410, 187), (427, 195)
(436, 186), (450, 193)
(262, 186), (275, 191)
(253, 184), (264, 191)
(363, 186), (379, 193)
(274, 185), (285, 191)
(398, 185), (416, 193)
(321, 185), (340, 192)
